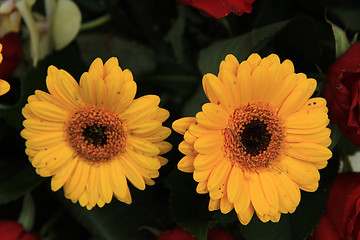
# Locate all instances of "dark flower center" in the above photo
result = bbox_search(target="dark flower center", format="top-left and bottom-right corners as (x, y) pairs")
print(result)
(241, 119), (272, 156)
(83, 125), (107, 147)
(223, 104), (284, 173)
(66, 104), (126, 164)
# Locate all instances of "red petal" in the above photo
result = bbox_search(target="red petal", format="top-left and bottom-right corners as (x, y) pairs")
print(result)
(178, 0), (255, 18)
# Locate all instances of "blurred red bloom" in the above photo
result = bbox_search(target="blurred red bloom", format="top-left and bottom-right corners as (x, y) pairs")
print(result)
(157, 226), (233, 240)
(177, 0), (255, 18)
(323, 42), (360, 147)
(0, 32), (23, 79)
(0, 220), (40, 240)
(310, 172), (360, 240)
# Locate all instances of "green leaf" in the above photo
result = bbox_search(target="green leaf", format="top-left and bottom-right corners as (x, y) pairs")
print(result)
(327, 20), (350, 57)
(168, 5), (186, 62)
(240, 215), (292, 240)
(0, 164), (42, 205)
(62, 187), (168, 240)
(328, 7), (360, 32)
(167, 169), (212, 240)
(51, 0), (82, 50)
(198, 19), (291, 75)
(76, 33), (156, 78)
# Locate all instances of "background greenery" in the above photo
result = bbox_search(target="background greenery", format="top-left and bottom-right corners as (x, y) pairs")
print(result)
(0, 0), (359, 239)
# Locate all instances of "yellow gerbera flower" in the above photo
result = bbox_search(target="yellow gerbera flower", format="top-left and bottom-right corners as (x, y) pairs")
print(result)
(0, 44), (10, 95)
(172, 53), (332, 224)
(21, 57), (172, 209)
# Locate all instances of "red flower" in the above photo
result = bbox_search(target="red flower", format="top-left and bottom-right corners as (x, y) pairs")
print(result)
(310, 172), (360, 240)
(0, 220), (40, 240)
(0, 32), (23, 79)
(323, 42), (360, 147)
(157, 227), (233, 240)
(177, 0), (255, 18)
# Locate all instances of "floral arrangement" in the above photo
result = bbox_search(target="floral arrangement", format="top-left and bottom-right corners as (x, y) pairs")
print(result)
(0, 0), (359, 239)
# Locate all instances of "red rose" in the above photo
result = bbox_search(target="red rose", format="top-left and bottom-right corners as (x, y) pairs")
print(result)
(177, 0), (255, 18)
(0, 220), (40, 240)
(157, 227), (233, 240)
(323, 42), (360, 147)
(310, 172), (360, 240)
(0, 32), (23, 79)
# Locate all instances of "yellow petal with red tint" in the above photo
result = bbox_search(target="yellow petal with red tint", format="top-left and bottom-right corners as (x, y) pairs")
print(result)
(208, 199), (220, 211)
(184, 131), (197, 144)
(202, 73), (232, 112)
(130, 120), (162, 136)
(26, 131), (64, 150)
(194, 132), (223, 154)
(202, 103), (229, 127)
(0, 79), (10, 96)
(207, 159), (231, 191)
(67, 160), (90, 202)
(126, 150), (160, 171)
(248, 173), (270, 216)
(153, 108), (170, 122)
(279, 156), (320, 186)
(154, 141), (172, 154)
(271, 73), (297, 108)
(247, 53), (261, 70)
(88, 58), (104, 80)
(188, 123), (215, 137)
(218, 68), (240, 106)
(237, 62), (252, 105)
(304, 97), (328, 113)
(278, 78), (317, 117)
(250, 66), (268, 103)
(51, 156), (78, 191)
(172, 117), (196, 135)
(105, 78), (123, 110)
(147, 127), (172, 142)
(98, 163), (113, 203)
(280, 59), (295, 77)
(177, 155), (195, 173)
(23, 118), (64, 132)
(237, 204), (254, 225)
(94, 78), (107, 107)
(194, 167), (214, 182)
(103, 57), (121, 77)
(28, 101), (68, 122)
(196, 112), (224, 129)
(178, 140), (196, 155)
(220, 196), (234, 214)
(120, 69), (134, 83)
(259, 172), (279, 214)
(115, 80), (137, 113)
(63, 158), (86, 198)
(196, 182), (208, 194)
(109, 158), (128, 200)
(194, 151), (222, 170)
(79, 72), (96, 105)
(121, 95), (159, 118)
(127, 136), (160, 156)
(227, 166), (245, 203)
(288, 142), (332, 164)
(286, 109), (329, 130)
(119, 155), (146, 190)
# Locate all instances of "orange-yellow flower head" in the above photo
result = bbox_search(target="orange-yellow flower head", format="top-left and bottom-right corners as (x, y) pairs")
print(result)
(172, 53), (332, 224)
(0, 43), (10, 95)
(21, 57), (172, 209)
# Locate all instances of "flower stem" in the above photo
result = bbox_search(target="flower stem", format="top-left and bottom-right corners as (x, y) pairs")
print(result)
(80, 14), (111, 31)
